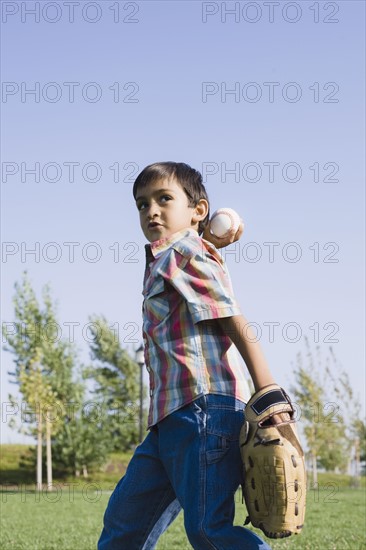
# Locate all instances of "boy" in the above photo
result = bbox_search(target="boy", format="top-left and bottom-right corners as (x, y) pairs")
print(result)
(98, 162), (280, 549)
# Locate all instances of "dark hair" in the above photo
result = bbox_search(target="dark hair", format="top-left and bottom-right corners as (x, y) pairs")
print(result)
(133, 162), (210, 235)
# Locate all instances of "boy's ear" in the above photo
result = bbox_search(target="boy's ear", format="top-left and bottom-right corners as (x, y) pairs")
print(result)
(192, 199), (209, 223)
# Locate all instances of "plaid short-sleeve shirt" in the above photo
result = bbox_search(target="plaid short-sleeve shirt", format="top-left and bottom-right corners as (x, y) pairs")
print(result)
(142, 228), (250, 428)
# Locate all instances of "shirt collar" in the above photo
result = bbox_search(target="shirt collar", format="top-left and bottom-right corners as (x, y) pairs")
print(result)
(145, 228), (198, 260)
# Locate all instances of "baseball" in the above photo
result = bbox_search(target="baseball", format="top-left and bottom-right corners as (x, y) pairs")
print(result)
(209, 208), (241, 239)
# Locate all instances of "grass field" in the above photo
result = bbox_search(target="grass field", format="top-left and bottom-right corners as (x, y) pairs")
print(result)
(1, 446), (365, 549)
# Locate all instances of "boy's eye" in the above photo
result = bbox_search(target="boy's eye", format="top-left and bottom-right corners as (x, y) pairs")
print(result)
(160, 195), (172, 203)
(137, 201), (148, 211)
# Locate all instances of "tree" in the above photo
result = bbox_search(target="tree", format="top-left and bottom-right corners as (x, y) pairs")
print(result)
(50, 380), (114, 478)
(84, 315), (142, 452)
(291, 344), (324, 485)
(17, 347), (56, 489)
(290, 337), (349, 485)
(3, 272), (79, 487)
(354, 419), (366, 462)
(353, 419), (366, 477)
(325, 350), (364, 483)
(4, 273), (142, 481)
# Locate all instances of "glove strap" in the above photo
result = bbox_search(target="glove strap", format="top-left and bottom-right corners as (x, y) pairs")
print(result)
(251, 387), (289, 415)
(245, 384), (294, 423)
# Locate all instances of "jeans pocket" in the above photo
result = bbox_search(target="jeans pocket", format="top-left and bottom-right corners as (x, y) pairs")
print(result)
(206, 405), (244, 440)
(206, 434), (231, 464)
(205, 405), (243, 464)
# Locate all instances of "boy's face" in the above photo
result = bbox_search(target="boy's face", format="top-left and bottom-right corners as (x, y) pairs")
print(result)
(135, 177), (207, 243)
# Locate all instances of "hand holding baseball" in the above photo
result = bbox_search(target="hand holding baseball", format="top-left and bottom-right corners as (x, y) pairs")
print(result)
(203, 208), (244, 249)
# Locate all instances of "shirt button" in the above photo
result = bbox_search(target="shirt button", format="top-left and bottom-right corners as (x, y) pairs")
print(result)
(150, 389), (153, 397)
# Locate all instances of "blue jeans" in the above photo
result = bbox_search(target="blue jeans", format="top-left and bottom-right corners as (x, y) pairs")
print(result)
(98, 394), (271, 550)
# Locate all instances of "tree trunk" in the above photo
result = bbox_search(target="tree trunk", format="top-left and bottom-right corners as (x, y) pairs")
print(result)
(36, 407), (42, 491)
(46, 416), (53, 491)
(311, 450), (318, 487)
(353, 437), (360, 488)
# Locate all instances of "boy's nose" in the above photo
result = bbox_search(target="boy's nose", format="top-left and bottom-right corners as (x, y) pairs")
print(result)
(146, 202), (160, 219)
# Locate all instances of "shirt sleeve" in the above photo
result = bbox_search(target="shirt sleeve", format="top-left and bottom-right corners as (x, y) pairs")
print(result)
(157, 245), (242, 324)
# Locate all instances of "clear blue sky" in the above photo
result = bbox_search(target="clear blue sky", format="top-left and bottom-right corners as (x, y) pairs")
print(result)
(1, 0), (365, 443)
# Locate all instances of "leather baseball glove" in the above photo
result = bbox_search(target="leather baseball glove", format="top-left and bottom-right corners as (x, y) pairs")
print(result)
(239, 384), (306, 539)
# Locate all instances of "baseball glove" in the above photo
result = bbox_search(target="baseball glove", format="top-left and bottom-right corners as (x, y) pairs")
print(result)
(239, 384), (306, 539)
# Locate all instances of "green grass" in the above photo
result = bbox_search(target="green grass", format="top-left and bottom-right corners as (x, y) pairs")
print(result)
(0, 487), (365, 549)
(1, 445), (365, 549)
